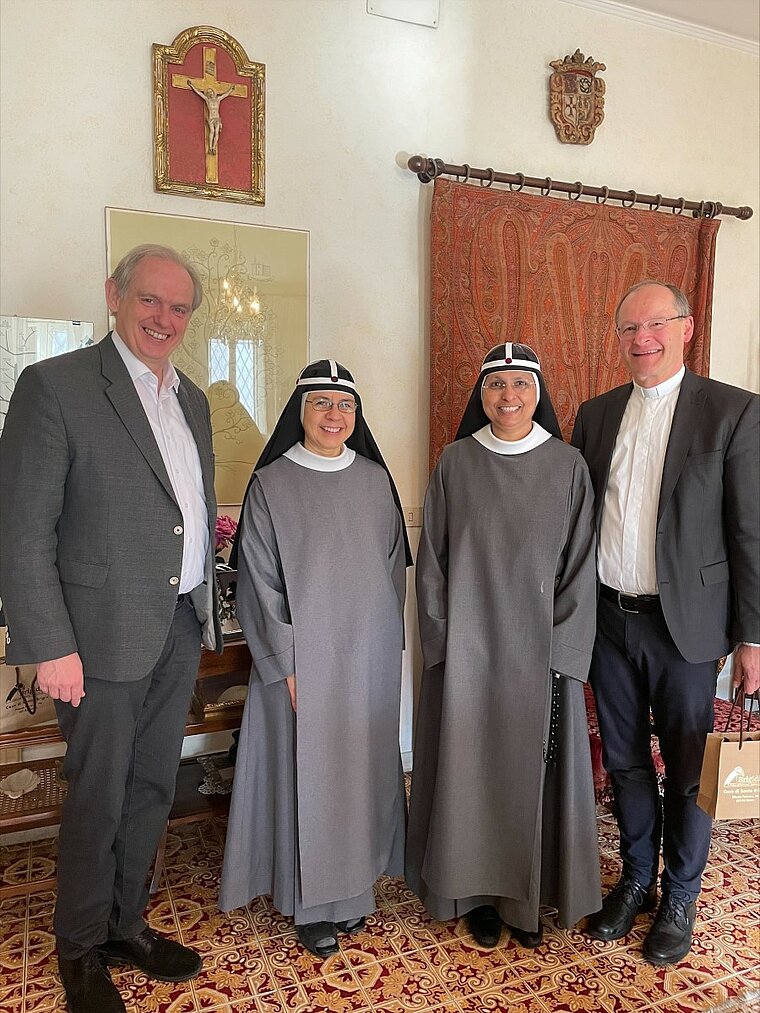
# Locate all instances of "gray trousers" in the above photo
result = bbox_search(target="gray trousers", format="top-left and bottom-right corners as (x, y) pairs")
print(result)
(53, 600), (202, 959)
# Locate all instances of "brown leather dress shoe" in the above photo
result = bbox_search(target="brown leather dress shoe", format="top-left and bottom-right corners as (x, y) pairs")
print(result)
(586, 876), (657, 941)
(643, 894), (696, 965)
(100, 927), (202, 981)
(58, 948), (126, 1013)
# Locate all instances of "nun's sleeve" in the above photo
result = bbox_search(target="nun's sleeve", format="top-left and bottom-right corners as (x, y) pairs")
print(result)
(235, 476), (295, 685)
(550, 455), (597, 682)
(415, 458), (449, 671)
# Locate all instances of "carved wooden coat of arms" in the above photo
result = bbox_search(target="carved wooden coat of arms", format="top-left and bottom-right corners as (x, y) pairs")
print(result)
(549, 49), (605, 145)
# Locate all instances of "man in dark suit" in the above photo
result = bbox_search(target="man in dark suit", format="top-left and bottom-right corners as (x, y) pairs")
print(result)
(0, 245), (222, 1013)
(572, 281), (759, 966)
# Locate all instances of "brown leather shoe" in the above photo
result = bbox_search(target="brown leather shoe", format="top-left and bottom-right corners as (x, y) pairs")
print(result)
(100, 927), (202, 982)
(643, 894), (696, 965)
(586, 876), (657, 941)
(58, 948), (126, 1013)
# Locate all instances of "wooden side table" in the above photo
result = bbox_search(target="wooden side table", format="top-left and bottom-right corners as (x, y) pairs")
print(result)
(0, 638), (252, 898)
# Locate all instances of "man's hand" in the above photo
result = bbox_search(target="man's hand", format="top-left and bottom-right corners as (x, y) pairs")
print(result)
(732, 644), (760, 696)
(37, 652), (85, 707)
(286, 674), (296, 712)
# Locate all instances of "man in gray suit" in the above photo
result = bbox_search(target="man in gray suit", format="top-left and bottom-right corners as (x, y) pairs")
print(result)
(572, 281), (759, 966)
(0, 245), (222, 1013)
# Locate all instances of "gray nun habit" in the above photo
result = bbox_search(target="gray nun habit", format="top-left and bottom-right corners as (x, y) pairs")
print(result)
(219, 360), (409, 924)
(405, 343), (602, 932)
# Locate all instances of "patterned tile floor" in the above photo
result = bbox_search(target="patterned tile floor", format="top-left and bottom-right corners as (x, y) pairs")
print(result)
(1, 813), (758, 1012)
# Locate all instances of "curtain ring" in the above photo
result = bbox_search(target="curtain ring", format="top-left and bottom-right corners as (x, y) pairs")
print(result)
(595, 186), (610, 205)
(462, 163), (471, 183)
(568, 180), (583, 201)
(622, 189), (637, 208)
(430, 159), (442, 179)
(480, 167), (495, 187)
(672, 197), (686, 215)
(712, 201), (723, 218)
(650, 193), (662, 212)
(696, 200), (706, 218)
(541, 176), (552, 196)
(509, 172), (525, 192)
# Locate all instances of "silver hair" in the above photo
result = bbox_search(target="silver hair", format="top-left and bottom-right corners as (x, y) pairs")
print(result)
(109, 244), (203, 312)
(615, 281), (691, 326)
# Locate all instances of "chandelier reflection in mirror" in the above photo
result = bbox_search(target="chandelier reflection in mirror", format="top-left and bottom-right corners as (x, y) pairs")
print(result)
(194, 238), (276, 431)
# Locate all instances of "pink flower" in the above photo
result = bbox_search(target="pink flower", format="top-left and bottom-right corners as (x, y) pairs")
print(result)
(215, 514), (238, 551)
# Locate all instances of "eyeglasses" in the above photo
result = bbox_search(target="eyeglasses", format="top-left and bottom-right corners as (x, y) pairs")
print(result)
(616, 315), (687, 338)
(305, 397), (358, 413)
(483, 378), (534, 392)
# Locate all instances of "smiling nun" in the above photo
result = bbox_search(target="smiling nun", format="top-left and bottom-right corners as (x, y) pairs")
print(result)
(406, 343), (601, 949)
(219, 360), (411, 958)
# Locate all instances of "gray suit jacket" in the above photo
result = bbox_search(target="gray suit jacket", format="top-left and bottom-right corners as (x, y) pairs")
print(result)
(0, 333), (222, 681)
(572, 369), (759, 664)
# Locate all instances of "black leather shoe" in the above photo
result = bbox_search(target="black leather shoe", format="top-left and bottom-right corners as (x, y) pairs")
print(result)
(58, 949), (126, 1013)
(507, 922), (544, 948)
(643, 895), (696, 965)
(586, 876), (657, 941)
(100, 927), (202, 982)
(467, 905), (503, 948)
(296, 921), (339, 956)
(336, 916), (366, 935)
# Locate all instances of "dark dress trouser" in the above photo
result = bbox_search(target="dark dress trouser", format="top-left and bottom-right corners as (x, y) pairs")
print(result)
(589, 596), (718, 902)
(53, 600), (202, 959)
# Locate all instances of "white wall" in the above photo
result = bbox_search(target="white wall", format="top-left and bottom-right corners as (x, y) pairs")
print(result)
(1, 0), (758, 746)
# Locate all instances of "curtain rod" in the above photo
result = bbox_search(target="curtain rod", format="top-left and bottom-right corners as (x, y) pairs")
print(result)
(407, 156), (753, 221)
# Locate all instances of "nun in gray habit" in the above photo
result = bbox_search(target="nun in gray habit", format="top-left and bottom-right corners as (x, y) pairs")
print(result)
(219, 360), (411, 958)
(406, 343), (601, 949)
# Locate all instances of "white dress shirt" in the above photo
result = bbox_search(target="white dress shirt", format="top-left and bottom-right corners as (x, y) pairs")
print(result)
(598, 367), (684, 595)
(113, 332), (208, 593)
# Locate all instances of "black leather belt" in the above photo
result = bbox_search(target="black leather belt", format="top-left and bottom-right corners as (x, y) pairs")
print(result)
(600, 584), (660, 614)
(175, 592), (188, 607)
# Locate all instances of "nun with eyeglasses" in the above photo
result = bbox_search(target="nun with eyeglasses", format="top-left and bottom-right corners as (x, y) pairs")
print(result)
(219, 360), (411, 958)
(406, 343), (601, 950)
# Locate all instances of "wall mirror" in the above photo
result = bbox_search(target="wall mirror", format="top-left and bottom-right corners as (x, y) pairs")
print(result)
(106, 207), (309, 505)
(0, 317), (95, 432)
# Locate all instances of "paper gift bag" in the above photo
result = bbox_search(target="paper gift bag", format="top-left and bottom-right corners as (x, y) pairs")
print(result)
(1, 652), (58, 734)
(698, 693), (760, 820)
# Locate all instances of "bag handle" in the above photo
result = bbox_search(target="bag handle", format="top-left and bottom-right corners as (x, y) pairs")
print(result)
(724, 687), (757, 749)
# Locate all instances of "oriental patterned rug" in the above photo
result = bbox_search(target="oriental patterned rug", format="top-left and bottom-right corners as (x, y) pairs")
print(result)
(2, 809), (757, 1011)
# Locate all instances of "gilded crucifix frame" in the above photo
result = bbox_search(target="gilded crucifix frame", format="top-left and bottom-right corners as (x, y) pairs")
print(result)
(153, 26), (265, 205)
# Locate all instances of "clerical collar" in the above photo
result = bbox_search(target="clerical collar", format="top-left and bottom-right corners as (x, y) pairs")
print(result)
(112, 330), (180, 392)
(283, 442), (356, 471)
(472, 423), (553, 455)
(634, 366), (685, 400)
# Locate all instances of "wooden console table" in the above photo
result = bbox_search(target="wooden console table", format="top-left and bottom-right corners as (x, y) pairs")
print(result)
(0, 638), (251, 898)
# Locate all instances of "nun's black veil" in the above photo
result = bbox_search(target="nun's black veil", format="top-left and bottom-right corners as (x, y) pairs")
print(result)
(230, 360), (412, 566)
(455, 343), (562, 441)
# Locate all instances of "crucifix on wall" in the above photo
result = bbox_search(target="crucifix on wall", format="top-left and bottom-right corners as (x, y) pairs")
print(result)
(153, 26), (266, 205)
(172, 47), (248, 183)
